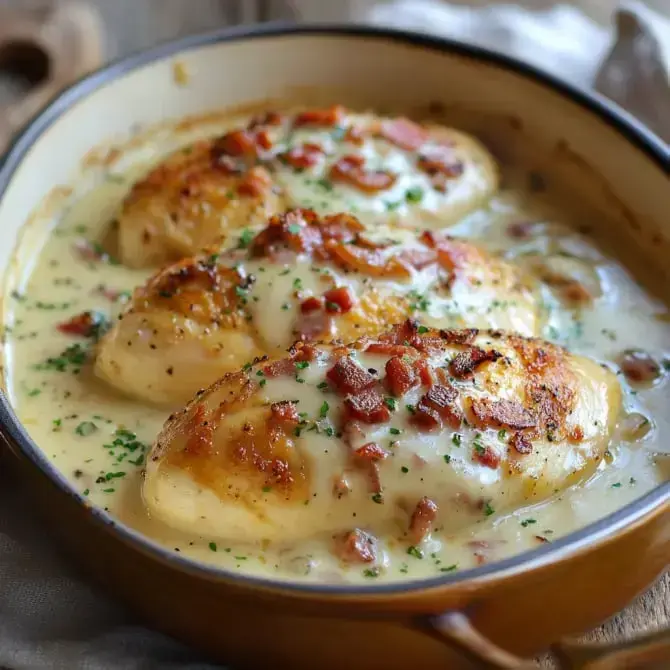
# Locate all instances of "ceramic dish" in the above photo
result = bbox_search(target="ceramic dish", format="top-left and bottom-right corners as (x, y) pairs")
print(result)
(0, 24), (669, 670)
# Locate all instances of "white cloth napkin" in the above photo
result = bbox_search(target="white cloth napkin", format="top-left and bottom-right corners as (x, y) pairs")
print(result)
(0, 3), (668, 669)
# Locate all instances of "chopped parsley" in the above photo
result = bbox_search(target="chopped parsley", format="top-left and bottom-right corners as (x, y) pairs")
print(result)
(405, 186), (424, 203)
(520, 518), (537, 527)
(237, 228), (254, 248)
(288, 224), (302, 234)
(35, 342), (89, 372)
(75, 421), (97, 437)
(371, 493), (384, 504)
(362, 567), (380, 578)
(417, 325), (429, 334)
(389, 427), (401, 435)
(295, 361), (309, 370)
(440, 564), (458, 573)
(443, 454), (451, 464)
(452, 433), (462, 446)
(483, 502), (495, 517)
(384, 397), (397, 411)
(407, 546), (423, 559)
(209, 542), (218, 552)
(401, 466), (409, 473)
(319, 401), (329, 418)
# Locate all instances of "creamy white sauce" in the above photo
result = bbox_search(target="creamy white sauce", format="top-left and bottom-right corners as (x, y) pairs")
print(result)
(2, 116), (668, 585)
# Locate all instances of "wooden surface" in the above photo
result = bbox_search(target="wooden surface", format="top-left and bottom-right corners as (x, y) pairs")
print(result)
(0, 1), (667, 667)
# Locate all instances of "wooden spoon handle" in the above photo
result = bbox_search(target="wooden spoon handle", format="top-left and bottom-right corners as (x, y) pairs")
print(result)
(0, 1), (104, 152)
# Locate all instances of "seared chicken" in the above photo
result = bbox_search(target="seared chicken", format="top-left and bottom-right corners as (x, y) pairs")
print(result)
(96, 209), (539, 404)
(114, 106), (498, 268)
(143, 320), (621, 551)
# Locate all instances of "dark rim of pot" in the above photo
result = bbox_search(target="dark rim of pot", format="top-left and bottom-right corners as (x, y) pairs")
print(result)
(0, 22), (668, 598)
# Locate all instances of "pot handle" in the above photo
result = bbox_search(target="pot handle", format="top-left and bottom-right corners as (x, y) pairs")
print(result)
(423, 610), (670, 669)
(0, 2), (103, 153)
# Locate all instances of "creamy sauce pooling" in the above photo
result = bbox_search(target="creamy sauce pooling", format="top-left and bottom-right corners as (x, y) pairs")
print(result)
(3, 119), (669, 585)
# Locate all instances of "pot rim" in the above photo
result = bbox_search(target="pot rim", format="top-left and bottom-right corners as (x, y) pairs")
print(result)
(0, 21), (668, 599)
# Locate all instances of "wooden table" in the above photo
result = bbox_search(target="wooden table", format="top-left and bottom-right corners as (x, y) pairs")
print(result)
(0, 1), (667, 666)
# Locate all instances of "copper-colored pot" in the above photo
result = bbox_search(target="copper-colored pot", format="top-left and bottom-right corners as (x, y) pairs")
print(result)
(0, 25), (668, 669)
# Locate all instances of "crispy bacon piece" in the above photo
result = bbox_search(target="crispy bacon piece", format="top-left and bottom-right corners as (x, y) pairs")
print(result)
(413, 358), (435, 386)
(327, 244), (412, 279)
(250, 209), (362, 260)
(262, 344), (318, 377)
(329, 155), (397, 193)
(618, 349), (662, 385)
(327, 356), (376, 395)
(324, 286), (355, 314)
(353, 442), (388, 462)
(470, 398), (536, 430)
(509, 432), (533, 455)
(294, 308), (333, 342)
(300, 296), (323, 314)
(438, 328), (479, 346)
(397, 248), (437, 270)
(294, 105), (345, 128)
(269, 401), (299, 425)
(449, 347), (502, 379)
(334, 529), (377, 563)
(344, 126), (365, 145)
(409, 497), (439, 543)
(213, 129), (260, 157)
(280, 142), (325, 169)
(344, 389), (391, 424)
(473, 443), (501, 468)
(385, 356), (418, 396)
(379, 118), (427, 151)
(412, 384), (462, 431)
(237, 166), (272, 197)
(417, 145), (464, 178)
(248, 111), (282, 128)
(57, 311), (105, 338)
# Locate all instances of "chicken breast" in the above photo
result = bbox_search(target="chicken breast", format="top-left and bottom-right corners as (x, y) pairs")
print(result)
(143, 320), (621, 551)
(114, 106), (498, 268)
(95, 209), (539, 405)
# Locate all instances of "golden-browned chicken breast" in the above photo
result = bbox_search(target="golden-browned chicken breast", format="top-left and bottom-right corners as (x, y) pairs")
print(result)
(143, 320), (621, 550)
(95, 209), (539, 404)
(114, 107), (498, 267)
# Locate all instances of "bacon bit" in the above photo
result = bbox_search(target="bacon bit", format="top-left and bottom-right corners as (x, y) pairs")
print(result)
(412, 338), (447, 356)
(237, 166), (272, 197)
(323, 286), (355, 314)
(467, 540), (491, 565)
(344, 126), (365, 145)
(412, 384), (462, 431)
(385, 356), (418, 396)
(255, 129), (273, 150)
(353, 442), (388, 462)
(470, 398), (536, 430)
(184, 404), (215, 456)
(294, 105), (345, 128)
(449, 347), (502, 379)
(397, 248), (437, 270)
(329, 154), (397, 193)
(344, 389), (391, 424)
(379, 117), (427, 151)
(434, 237), (471, 275)
(413, 358), (435, 386)
(569, 426), (584, 443)
(334, 529), (377, 563)
(251, 209), (363, 260)
(333, 474), (351, 498)
(214, 129), (258, 157)
(507, 221), (535, 239)
(417, 145), (464, 178)
(438, 328), (479, 346)
(270, 458), (293, 487)
(248, 111), (282, 128)
(473, 443), (501, 468)
(509, 432), (533, 455)
(560, 281), (592, 305)
(619, 349), (661, 385)
(294, 308), (333, 342)
(535, 535), (550, 544)
(300, 296), (323, 314)
(327, 243), (412, 279)
(280, 142), (325, 169)
(57, 311), (105, 338)
(269, 401), (299, 425)
(327, 356), (376, 395)
(262, 358), (297, 377)
(365, 342), (414, 357)
(409, 497), (438, 543)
